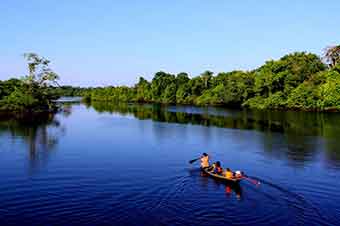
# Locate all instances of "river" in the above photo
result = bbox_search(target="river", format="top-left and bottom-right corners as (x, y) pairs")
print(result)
(0, 101), (340, 225)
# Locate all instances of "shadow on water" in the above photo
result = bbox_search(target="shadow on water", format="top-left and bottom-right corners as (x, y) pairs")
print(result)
(89, 101), (340, 166)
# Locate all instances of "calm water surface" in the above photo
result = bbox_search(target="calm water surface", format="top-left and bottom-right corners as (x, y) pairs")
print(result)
(1, 102), (340, 226)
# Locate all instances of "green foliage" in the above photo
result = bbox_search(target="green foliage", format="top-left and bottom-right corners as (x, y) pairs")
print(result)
(243, 92), (286, 109)
(254, 52), (325, 96)
(0, 53), (60, 113)
(285, 67), (340, 110)
(162, 83), (177, 103)
(189, 77), (205, 96)
(135, 77), (152, 102)
(200, 70), (213, 89)
(176, 83), (191, 104)
(195, 84), (224, 105)
(69, 48), (340, 112)
(52, 86), (89, 97)
(0, 88), (38, 111)
(0, 79), (22, 100)
(317, 69), (340, 110)
(222, 71), (255, 105)
(286, 83), (319, 110)
(176, 72), (190, 86)
(90, 86), (136, 102)
(151, 71), (176, 102)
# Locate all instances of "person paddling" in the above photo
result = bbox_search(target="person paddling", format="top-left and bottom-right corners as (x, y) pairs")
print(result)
(200, 153), (210, 169)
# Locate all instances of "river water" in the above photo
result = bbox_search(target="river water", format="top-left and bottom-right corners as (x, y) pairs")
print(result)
(1, 102), (340, 226)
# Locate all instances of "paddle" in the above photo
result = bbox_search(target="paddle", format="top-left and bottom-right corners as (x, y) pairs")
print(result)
(189, 157), (200, 164)
(243, 175), (260, 186)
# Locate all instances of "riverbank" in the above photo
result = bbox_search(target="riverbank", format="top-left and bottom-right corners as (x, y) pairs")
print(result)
(83, 51), (340, 112)
(85, 99), (340, 113)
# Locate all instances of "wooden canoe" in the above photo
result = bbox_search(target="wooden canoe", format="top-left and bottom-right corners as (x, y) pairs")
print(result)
(201, 167), (243, 183)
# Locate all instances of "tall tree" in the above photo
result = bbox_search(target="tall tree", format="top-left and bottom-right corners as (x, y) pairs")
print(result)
(23, 53), (59, 89)
(0, 54), (60, 112)
(200, 70), (213, 89)
(135, 77), (151, 102)
(324, 45), (340, 68)
(151, 71), (176, 101)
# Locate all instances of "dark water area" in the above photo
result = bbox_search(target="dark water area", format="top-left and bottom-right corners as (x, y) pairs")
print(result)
(1, 101), (340, 226)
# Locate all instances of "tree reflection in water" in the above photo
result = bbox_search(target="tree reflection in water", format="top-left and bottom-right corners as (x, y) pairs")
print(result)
(0, 111), (66, 172)
(89, 101), (340, 166)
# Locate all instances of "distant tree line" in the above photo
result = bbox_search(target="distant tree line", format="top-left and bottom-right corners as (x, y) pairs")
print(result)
(84, 45), (340, 111)
(1, 45), (340, 113)
(51, 86), (89, 97)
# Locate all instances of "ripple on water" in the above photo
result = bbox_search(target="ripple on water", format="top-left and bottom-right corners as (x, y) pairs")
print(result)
(0, 165), (333, 226)
(2, 104), (340, 226)
(133, 169), (330, 226)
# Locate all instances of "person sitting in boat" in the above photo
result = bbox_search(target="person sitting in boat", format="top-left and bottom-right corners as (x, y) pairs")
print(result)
(235, 171), (243, 178)
(214, 161), (223, 175)
(225, 168), (234, 179)
(207, 162), (216, 172)
(200, 153), (210, 169)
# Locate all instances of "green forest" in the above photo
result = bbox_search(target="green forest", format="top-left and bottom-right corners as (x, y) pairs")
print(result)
(86, 45), (340, 111)
(1, 45), (340, 113)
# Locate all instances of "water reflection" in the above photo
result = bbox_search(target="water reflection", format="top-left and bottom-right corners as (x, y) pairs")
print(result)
(1, 102), (339, 225)
(89, 102), (340, 166)
(202, 173), (243, 200)
(225, 184), (242, 200)
(188, 168), (243, 199)
(0, 112), (65, 172)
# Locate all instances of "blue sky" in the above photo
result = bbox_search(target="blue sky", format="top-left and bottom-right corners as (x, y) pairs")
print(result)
(1, 0), (339, 87)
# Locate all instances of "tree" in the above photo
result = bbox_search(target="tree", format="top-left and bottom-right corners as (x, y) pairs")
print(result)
(200, 70), (213, 89)
(250, 52), (326, 104)
(175, 73), (191, 104)
(151, 71), (176, 101)
(324, 45), (340, 68)
(162, 83), (177, 103)
(176, 83), (191, 104)
(23, 53), (59, 89)
(176, 72), (190, 86)
(80, 45), (340, 112)
(0, 53), (60, 113)
(223, 71), (255, 106)
(135, 77), (152, 102)
(0, 79), (22, 100)
(189, 77), (204, 96)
